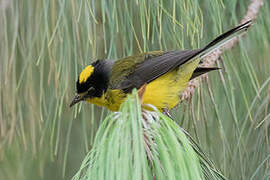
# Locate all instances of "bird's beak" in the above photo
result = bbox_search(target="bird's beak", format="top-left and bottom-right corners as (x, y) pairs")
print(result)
(70, 94), (84, 107)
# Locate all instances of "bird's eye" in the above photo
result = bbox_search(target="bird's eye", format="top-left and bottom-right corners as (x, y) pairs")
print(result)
(83, 87), (95, 98)
(87, 87), (95, 93)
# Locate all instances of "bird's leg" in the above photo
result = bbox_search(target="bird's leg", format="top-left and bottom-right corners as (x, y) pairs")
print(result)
(163, 108), (173, 119)
(138, 84), (147, 102)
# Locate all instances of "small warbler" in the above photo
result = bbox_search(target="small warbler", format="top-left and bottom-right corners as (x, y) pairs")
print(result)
(70, 21), (251, 111)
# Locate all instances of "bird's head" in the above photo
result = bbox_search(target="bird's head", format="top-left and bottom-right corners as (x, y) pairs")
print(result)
(70, 59), (111, 107)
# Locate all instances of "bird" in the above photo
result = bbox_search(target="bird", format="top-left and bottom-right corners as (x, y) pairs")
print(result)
(70, 20), (252, 112)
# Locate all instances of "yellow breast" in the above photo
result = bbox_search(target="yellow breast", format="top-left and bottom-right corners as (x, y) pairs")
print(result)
(85, 90), (126, 111)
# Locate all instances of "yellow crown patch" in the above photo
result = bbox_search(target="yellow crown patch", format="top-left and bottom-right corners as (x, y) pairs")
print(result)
(79, 65), (94, 83)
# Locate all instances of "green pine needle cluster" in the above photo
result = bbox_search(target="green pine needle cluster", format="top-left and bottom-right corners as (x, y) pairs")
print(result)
(73, 91), (224, 180)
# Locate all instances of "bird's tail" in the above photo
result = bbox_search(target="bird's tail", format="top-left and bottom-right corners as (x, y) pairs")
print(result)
(197, 20), (252, 59)
(188, 20), (252, 79)
(191, 67), (220, 79)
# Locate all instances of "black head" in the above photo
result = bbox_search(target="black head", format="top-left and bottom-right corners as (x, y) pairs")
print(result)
(70, 59), (112, 107)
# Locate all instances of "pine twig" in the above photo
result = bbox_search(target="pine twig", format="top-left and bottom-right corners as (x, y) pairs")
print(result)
(181, 0), (264, 101)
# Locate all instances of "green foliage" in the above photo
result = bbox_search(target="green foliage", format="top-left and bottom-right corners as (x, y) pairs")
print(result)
(0, 0), (270, 179)
(73, 91), (224, 180)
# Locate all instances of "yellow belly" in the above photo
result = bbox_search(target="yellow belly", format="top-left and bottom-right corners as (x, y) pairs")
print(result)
(86, 59), (200, 111)
(143, 71), (187, 110)
(142, 59), (199, 110)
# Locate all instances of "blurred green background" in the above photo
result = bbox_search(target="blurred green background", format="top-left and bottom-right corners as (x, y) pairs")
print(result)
(0, 0), (270, 179)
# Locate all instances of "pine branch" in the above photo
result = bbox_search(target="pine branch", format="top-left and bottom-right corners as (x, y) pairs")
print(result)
(181, 0), (264, 101)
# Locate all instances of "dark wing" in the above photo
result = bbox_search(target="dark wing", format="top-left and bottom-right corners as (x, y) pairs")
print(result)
(110, 50), (201, 93)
